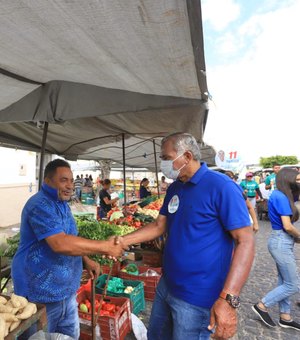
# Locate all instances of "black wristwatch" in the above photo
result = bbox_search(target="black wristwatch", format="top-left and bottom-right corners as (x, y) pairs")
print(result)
(219, 291), (241, 308)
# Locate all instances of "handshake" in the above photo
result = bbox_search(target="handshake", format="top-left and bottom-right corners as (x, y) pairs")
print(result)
(105, 236), (130, 258)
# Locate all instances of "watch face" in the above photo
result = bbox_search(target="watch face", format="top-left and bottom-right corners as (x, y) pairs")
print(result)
(227, 294), (241, 308)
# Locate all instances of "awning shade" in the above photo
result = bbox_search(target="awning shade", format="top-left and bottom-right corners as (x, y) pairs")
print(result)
(0, 0), (214, 168)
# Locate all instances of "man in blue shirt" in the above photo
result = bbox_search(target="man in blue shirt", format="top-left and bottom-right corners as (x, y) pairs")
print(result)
(120, 133), (255, 340)
(12, 159), (124, 339)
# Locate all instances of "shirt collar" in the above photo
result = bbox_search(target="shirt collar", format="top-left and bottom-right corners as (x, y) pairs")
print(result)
(42, 183), (61, 201)
(188, 162), (208, 185)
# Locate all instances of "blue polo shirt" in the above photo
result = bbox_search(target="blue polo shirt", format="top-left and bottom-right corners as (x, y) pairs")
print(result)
(268, 190), (292, 230)
(12, 183), (82, 303)
(160, 163), (250, 308)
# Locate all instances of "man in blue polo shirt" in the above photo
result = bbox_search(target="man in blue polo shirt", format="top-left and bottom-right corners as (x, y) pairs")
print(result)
(122, 133), (255, 340)
(12, 159), (124, 339)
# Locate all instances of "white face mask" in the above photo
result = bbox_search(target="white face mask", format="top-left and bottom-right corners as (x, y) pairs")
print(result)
(160, 153), (186, 180)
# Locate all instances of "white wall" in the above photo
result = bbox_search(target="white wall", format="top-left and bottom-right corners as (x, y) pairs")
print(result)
(0, 147), (37, 227)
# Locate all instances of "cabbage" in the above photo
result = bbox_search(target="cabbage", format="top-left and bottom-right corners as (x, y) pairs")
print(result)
(109, 211), (124, 221)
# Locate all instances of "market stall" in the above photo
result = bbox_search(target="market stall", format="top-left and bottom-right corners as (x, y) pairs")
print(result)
(0, 1), (212, 338)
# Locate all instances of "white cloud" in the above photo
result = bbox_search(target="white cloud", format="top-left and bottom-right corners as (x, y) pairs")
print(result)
(204, 0), (300, 164)
(202, 0), (241, 31)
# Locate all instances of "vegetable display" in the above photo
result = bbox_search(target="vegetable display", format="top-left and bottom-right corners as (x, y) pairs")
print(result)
(79, 299), (120, 317)
(0, 294), (37, 339)
(2, 233), (20, 258)
(75, 216), (135, 265)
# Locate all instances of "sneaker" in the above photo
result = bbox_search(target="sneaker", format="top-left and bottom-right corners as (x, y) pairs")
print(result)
(279, 318), (300, 331)
(252, 304), (277, 327)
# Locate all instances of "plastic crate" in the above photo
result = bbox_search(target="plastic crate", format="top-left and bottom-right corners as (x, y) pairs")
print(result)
(142, 250), (162, 267)
(119, 266), (162, 301)
(101, 262), (121, 276)
(77, 289), (131, 340)
(96, 274), (145, 315)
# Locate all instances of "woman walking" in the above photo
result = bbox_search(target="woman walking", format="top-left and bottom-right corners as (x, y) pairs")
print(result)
(252, 168), (300, 330)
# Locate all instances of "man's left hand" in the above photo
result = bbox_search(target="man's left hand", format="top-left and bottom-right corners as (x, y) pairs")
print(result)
(208, 298), (237, 339)
(84, 258), (101, 280)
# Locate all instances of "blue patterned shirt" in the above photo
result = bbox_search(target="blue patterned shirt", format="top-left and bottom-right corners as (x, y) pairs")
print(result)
(12, 183), (82, 303)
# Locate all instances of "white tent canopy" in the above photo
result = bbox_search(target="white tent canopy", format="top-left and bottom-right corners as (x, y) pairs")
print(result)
(0, 0), (214, 169)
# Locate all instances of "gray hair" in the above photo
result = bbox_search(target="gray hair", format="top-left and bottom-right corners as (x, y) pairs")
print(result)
(161, 132), (201, 161)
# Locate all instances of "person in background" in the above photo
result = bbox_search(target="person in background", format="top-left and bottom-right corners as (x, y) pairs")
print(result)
(83, 174), (90, 186)
(265, 164), (281, 195)
(225, 171), (259, 233)
(139, 178), (152, 199)
(99, 179), (119, 218)
(253, 168), (300, 330)
(159, 175), (169, 195)
(11, 159), (124, 339)
(240, 172), (264, 209)
(117, 132), (254, 340)
(74, 175), (83, 200)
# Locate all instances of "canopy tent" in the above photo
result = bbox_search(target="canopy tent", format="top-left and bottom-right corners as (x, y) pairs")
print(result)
(0, 0), (214, 172)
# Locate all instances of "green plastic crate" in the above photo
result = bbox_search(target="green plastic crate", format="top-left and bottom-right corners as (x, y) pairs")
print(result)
(95, 275), (145, 315)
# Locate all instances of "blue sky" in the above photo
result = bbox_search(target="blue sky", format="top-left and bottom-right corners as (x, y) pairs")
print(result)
(201, 0), (300, 164)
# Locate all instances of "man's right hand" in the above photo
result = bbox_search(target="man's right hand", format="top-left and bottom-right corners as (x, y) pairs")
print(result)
(106, 236), (128, 257)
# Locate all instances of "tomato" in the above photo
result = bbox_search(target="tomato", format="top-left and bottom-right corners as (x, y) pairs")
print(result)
(100, 310), (110, 316)
(103, 303), (116, 312)
(134, 221), (141, 228)
(85, 299), (91, 311)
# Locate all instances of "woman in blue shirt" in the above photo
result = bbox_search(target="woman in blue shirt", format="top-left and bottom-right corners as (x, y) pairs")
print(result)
(252, 168), (300, 330)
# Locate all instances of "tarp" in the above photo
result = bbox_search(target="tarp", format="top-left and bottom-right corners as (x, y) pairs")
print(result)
(0, 0), (214, 168)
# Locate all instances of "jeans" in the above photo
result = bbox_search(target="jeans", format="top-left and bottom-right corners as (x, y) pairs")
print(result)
(75, 188), (81, 199)
(46, 294), (79, 339)
(262, 230), (300, 314)
(148, 277), (212, 340)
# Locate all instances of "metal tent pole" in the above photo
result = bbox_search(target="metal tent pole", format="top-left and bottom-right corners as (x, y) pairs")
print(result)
(38, 122), (49, 190)
(122, 133), (127, 205)
(153, 139), (160, 198)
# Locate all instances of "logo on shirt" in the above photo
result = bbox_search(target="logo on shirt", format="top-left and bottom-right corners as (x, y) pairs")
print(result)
(168, 195), (180, 214)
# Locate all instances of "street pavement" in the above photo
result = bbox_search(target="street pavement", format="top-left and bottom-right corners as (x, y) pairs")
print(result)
(126, 218), (300, 340)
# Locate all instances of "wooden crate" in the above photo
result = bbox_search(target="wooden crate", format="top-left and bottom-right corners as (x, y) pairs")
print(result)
(4, 302), (47, 339)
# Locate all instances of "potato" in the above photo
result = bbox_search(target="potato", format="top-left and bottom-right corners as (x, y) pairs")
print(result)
(0, 313), (18, 322)
(11, 294), (28, 309)
(0, 304), (14, 314)
(10, 320), (21, 332)
(4, 322), (11, 337)
(0, 297), (7, 305)
(0, 317), (5, 340)
(16, 302), (37, 320)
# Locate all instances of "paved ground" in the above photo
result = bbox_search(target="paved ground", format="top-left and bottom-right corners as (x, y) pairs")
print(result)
(126, 218), (300, 340)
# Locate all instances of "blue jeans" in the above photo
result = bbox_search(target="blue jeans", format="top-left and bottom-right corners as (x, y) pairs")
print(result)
(46, 294), (79, 339)
(262, 230), (300, 314)
(148, 277), (212, 340)
(75, 188), (81, 199)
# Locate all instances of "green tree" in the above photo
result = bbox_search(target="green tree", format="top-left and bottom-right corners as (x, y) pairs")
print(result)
(259, 155), (299, 168)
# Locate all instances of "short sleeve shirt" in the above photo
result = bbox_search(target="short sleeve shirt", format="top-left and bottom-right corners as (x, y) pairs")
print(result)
(99, 189), (112, 213)
(139, 186), (151, 199)
(11, 184), (82, 303)
(268, 190), (293, 230)
(160, 163), (250, 308)
(240, 180), (259, 197)
(265, 173), (277, 190)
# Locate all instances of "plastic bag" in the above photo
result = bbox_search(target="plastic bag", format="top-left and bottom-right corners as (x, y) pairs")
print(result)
(139, 269), (160, 277)
(107, 277), (125, 293)
(28, 331), (74, 340)
(131, 313), (147, 340)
